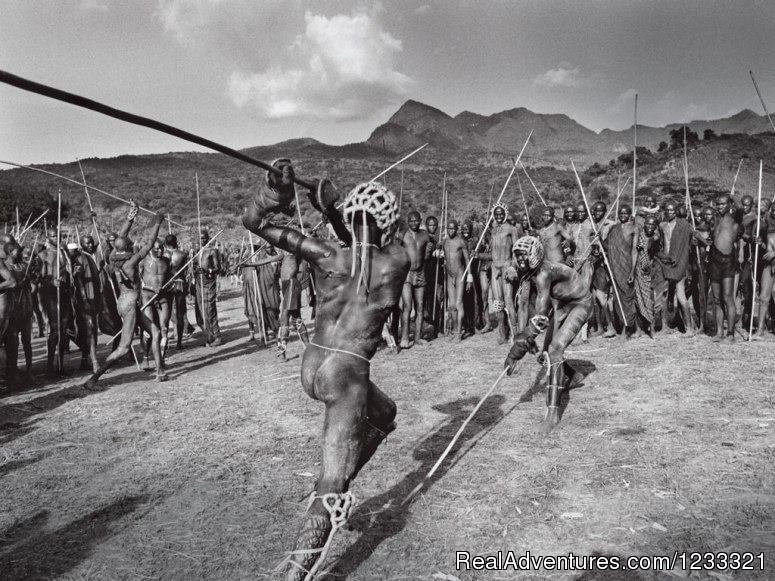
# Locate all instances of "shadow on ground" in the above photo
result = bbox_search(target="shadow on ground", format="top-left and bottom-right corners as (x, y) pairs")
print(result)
(0, 495), (152, 580)
(323, 393), (508, 579)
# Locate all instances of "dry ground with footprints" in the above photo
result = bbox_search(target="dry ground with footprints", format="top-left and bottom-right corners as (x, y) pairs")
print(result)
(0, 291), (773, 580)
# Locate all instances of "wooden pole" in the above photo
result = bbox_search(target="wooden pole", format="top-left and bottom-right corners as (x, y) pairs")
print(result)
(519, 162), (547, 206)
(442, 176), (449, 335)
(56, 189), (62, 372)
(749, 160), (763, 341)
(730, 158), (743, 198)
(398, 164), (404, 214)
(572, 161), (628, 325)
(0, 159), (185, 227)
(750, 70), (775, 133)
(19, 209), (49, 241)
(195, 173), (207, 342)
(517, 173), (531, 230)
(633, 93), (638, 212)
(459, 130), (533, 283)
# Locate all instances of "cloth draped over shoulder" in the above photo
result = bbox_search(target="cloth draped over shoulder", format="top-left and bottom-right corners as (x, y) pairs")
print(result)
(604, 223), (636, 326)
(659, 218), (692, 281)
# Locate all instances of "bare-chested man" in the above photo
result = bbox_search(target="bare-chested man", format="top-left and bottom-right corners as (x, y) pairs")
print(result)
(83, 208), (164, 389)
(3, 242), (30, 385)
(276, 249), (310, 360)
(424, 215), (443, 335)
(709, 194), (740, 342)
(399, 211), (432, 348)
(490, 203), (524, 343)
(38, 228), (73, 376)
(139, 238), (171, 380)
(443, 220), (471, 341)
(504, 236), (592, 431)
(753, 202), (775, 339)
(164, 234), (189, 349)
(72, 235), (102, 372)
(474, 226), (493, 332)
(242, 161), (409, 580)
(539, 206), (573, 264)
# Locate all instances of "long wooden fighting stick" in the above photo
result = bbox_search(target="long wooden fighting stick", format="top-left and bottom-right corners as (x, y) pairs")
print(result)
(0, 160), (185, 227)
(572, 161), (628, 326)
(442, 175), (450, 335)
(195, 173), (208, 343)
(750, 70), (775, 133)
(749, 161), (763, 341)
(682, 128), (705, 331)
(432, 173), (446, 331)
(398, 164), (404, 214)
(56, 189), (62, 372)
(402, 364), (518, 505)
(459, 130), (533, 284)
(519, 162), (547, 206)
(78, 159), (141, 370)
(19, 209), (49, 241)
(633, 93), (638, 212)
(516, 173), (531, 229)
(730, 159), (743, 198)
(232, 144), (429, 272)
(249, 231), (268, 347)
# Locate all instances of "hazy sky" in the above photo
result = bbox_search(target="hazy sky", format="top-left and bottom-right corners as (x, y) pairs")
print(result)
(2, 0), (775, 163)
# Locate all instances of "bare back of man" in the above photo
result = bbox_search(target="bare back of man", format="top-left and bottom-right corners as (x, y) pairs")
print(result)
(754, 206), (775, 339)
(400, 211), (432, 348)
(243, 164), (409, 580)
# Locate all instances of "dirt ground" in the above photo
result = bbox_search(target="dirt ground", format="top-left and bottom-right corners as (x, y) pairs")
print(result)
(1, 290), (773, 580)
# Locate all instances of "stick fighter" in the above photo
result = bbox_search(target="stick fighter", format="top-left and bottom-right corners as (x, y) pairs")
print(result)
(504, 236), (591, 431)
(243, 160), (409, 580)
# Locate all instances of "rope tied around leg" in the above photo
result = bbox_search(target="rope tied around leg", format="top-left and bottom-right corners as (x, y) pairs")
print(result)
(278, 491), (356, 580)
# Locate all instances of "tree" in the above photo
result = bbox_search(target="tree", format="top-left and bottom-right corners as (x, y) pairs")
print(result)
(703, 128), (717, 141)
(0, 187), (60, 225)
(657, 141), (668, 152)
(589, 184), (610, 202)
(669, 127), (699, 150)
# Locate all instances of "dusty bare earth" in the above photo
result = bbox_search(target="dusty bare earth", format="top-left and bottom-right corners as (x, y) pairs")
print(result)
(1, 290), (773, 580)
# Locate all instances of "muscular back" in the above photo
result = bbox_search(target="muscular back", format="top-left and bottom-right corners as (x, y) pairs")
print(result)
(140, 255), (171, 292)
(310, 241), (410, 358)
(534, 260), (590, 312)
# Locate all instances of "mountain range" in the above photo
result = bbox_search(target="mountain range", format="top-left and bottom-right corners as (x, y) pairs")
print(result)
(365, 100), (772, 164)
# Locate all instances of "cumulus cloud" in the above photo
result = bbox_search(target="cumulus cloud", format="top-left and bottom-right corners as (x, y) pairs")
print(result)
(155, 0), (225, 41)
(533, 64), (582, 88)
(414, 4), (431, 14)
(227, 10), (412, 120)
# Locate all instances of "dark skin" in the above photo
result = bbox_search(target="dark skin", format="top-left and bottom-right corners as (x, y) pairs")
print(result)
(243, 165), (409, 580)
(711, 194), (739, 340)
(400, 211), (432, 348)
(72, 235), (103, 372)
(164, 235), (189, 348)
(3, 243), (30, 384)
(443, 220), (471, 339)
(139, 239), (171, 380)
(754, 204), (775, 338)
(38, 228), (72, 375)
(491, 206), (525, 339)
(504, 239), (591, 431)
(539, 206), (573, 263)
(83, 207), (164, 389)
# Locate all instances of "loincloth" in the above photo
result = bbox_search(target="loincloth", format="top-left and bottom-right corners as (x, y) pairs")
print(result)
(404, 269), (426, 288)
(709, 247), (736, 283)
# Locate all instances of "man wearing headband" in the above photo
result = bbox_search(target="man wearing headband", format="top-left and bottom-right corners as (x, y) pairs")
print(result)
(243, 159), (409, 580)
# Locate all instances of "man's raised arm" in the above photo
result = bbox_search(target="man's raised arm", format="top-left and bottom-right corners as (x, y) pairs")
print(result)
(117, 201), (138, 239)
(126, 214), (164, 269)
